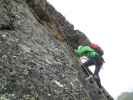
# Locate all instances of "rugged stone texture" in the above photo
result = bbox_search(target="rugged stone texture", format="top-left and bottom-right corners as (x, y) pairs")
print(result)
(0, 0), (113, 100)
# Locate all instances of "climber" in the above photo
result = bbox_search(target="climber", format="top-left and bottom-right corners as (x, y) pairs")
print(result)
(74, 45), (104, 88)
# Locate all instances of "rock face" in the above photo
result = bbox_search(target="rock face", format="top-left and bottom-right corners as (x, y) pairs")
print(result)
(0, 0), (113, 100)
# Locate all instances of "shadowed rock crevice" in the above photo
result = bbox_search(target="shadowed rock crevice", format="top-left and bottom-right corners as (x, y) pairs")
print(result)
(0, 0), (113, 100)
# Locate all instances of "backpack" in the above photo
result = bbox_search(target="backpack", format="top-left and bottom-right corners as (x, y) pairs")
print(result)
(90, 43), (104, 56)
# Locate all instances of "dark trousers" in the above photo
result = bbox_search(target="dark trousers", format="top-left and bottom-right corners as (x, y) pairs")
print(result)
(81, 59), (103, 88)
(82, 59), (102, 76)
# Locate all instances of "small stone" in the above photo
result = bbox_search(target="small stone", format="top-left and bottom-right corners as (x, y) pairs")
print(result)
(13, 56), (17, 58)
(23, 69), (29, 75)
(2, 55), (7, 59)
(52, 80), (64, 88)
(48, 93), (51, 96)
(15, 38), (19, 42)
(15, 15), (21, 19)
(2, 34), (7, 38)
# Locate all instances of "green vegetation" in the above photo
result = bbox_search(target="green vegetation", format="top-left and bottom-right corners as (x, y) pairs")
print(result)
(117, 92), (133, 100)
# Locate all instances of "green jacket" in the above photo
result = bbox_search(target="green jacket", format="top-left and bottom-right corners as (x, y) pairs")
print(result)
(75, 45), (100, 60)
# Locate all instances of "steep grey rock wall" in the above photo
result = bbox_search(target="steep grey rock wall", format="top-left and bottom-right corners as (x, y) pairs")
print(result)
(0, 0), (113, 100)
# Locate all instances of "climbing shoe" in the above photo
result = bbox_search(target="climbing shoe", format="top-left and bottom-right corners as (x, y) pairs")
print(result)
(85, 75), (93, 80)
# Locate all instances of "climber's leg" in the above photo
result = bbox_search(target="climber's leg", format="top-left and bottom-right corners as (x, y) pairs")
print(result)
(81, 59), (95, 75)
(94, 57), (103, 76)
(81, 64), (92, 75)
(94, 74), (102, 88)
(94, 64), (102, 76)
(94, 61), (103, 88)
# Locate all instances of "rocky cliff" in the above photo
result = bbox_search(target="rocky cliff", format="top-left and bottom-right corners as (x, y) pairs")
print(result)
(0, 0), (113, 100)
